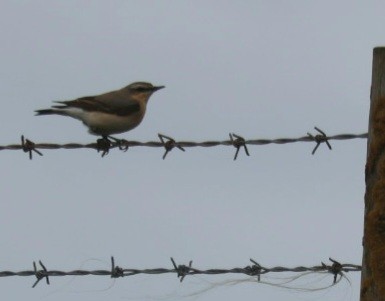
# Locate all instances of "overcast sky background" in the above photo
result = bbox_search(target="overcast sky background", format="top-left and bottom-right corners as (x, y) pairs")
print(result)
(0, 1), (382, 300)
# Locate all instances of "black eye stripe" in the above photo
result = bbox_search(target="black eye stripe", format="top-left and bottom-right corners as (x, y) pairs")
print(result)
(134, 86), (153, 92)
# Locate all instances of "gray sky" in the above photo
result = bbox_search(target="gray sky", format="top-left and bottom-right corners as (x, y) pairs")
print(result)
(0, 1), (380, 300)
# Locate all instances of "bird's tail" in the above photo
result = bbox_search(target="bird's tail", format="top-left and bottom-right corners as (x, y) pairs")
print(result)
(35, 109), (68, 116)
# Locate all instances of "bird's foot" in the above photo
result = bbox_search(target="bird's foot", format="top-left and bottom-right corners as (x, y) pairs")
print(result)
(107, 136), (129, 152)
(96, 136), (129, 157)
(96, 136), (112, 157)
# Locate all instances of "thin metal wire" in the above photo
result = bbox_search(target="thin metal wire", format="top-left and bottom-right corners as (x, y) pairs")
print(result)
(0, 257), (361, 288)
(0, 129), (368, 159)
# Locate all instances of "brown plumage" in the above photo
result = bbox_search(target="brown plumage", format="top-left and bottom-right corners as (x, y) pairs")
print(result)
(35, 82), (165, 136)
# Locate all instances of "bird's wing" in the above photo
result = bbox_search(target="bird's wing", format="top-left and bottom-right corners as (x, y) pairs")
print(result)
(53, 91), (141, 116)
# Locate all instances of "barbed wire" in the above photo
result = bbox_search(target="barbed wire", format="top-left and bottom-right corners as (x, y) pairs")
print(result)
(0, 257), (361, 288)
(0, 127), (368, 159)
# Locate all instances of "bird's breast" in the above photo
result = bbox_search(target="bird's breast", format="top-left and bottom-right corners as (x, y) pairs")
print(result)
(83, 109), (145, 135)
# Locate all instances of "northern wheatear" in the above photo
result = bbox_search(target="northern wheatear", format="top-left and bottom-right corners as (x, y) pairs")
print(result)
(35, 82), (165, 140)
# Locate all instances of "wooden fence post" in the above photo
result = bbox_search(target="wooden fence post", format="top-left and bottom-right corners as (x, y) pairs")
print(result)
(361, 47), (385, 301)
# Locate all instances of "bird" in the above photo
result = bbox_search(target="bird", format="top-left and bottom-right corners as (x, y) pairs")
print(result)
(35, 82), (165, 142)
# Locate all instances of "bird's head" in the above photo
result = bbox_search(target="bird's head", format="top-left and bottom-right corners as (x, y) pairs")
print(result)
(124, 82), (165, 101)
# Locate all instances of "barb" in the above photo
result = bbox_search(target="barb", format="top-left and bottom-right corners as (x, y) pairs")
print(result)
(110, 256), (124, 279)
(158, 134), (185, 159)
(248, 259), (264, 281)
(307, 127), (332, 155)
(0, 258), (361, 288)
(21, 135), (43, 160)
(0, 130), (368, 159)
(230, 133), (250, 160)
(322, 257), (343, 284)
(32, 260), (50, 288)
(170, 257), (193, 282)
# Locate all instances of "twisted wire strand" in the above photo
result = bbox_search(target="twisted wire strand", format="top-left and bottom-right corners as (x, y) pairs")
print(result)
(0, 130), (368, 159)
(0, 257), (361, 288)
(0, 133), (368, 150)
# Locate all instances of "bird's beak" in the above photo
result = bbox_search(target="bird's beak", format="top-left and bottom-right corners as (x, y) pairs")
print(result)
(152, 85), (165, 91)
